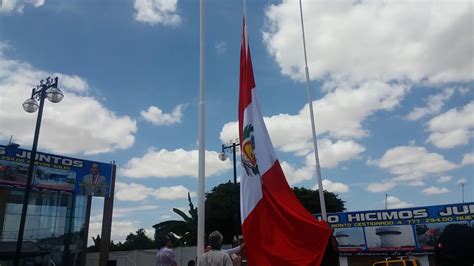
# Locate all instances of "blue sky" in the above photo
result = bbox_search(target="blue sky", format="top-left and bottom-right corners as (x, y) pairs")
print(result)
(0, 0), (472, 244)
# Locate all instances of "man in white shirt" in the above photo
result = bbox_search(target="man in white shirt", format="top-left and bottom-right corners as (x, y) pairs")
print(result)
(156, 235), (177, 266)
(199, 231), (233, 266)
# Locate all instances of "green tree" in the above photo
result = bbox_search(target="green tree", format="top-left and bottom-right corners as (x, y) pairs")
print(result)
(153, 183), (346, 246)
(205, 181), (240, 244)
(87, 234), (101, 252)
(292, 187), (346, 213)
(121, 228), (155, 250)
(153, 193), (197, 246)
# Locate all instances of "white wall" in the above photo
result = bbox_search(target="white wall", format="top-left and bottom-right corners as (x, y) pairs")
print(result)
(86, 247), (198, 266)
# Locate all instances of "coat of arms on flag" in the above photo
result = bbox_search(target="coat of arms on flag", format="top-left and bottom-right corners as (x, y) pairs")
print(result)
(241, 124), (260, 176)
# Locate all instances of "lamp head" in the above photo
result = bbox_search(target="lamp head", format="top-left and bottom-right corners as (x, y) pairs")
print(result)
(218, 152), (228, 161)
(22, 98), (39, 113)
(46, 87), (64, 103)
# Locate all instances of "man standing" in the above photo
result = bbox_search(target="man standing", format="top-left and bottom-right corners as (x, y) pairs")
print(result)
(156, 235), (177, 266)
(199, 231), (233, 266)
(80, 163), (108, 196)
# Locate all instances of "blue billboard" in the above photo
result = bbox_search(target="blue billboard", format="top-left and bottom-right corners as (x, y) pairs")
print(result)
(317, 202), (474, 255)
(0, 145), (113, 197)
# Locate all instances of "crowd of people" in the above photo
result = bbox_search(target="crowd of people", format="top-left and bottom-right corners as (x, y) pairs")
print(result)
(155, 231), (246, 266)
(154, 223), (474, 266)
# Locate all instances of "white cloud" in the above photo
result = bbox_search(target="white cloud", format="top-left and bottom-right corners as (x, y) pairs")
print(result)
(426, 101), (474, 148)
(458, 87), (470, 95)
(88, 220), (153, 245)
(313, 179), (350, 193)
(115, 182), (153, 201)
(280, 161), (313, 185)
(152, 185), (196, 200)
(461, 153), (474, 166)
(134, 0), (181, 26)
(221, 81), (406, 156)
(141, 104), (186, 126)
(406, 88), (455, 120)
(386, 196), (413, 209)
(263, 0), (473, 84)
(120, 148), (231, 178)
(456, 178), (467, 185)
(215, 41), (227, 55)
(0, 57), (137, 155)
(0, 41), (10, 55)
(371, 146), (457, 183)
(280, 139), (364, 185)
(422, 186), (449, 195)
(159, 215), (172, 220)
(0, 0), (45, 13)
(437, 176), (452, 183)
(113, 205), (159, 218)
(407, 181), (425, 187)
(367, 181), (397, 193)
(305, 139), (365, 168)
(88, 204), (158, 244)
(115, 181), (195, 201)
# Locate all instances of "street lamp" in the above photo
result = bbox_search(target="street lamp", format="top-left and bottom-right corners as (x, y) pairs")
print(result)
(218, 140), (240, 239)
(15, 77), (63, 266)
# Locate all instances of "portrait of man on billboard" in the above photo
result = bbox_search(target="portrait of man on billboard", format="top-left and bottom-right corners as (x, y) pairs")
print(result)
(80, 163), (108, 196)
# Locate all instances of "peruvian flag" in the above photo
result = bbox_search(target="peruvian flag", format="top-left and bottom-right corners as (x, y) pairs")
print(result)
(239, 19), (332, 265)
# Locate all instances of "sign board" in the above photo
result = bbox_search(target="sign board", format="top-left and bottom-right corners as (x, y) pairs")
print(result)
(0, 145), (112, 197)
(318, 202), (474, 256)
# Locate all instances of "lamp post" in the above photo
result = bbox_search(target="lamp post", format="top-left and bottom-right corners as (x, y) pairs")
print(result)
(218, 140), (240, 239)
(15, 77), (63, 266)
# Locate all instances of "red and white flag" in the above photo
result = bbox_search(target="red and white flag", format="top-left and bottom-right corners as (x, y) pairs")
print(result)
(239, 19), (331, 266)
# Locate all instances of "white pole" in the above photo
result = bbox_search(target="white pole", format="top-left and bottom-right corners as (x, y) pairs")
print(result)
(298, 0), (327, 221)
(197, 0), (206, 262)
(243, 0), (248, 48)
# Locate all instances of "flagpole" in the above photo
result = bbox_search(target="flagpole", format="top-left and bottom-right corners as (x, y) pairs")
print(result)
(298, 0), (327, 221)
(243, 0), (248, 46)
(197, 0), (206, 261)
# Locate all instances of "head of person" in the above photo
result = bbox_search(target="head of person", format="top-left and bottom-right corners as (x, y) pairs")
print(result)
(209, 231), (224, 250)
(232, 236), (239, 247)
(435, 224), (474, 266)
(90, 163), (99, 175)
(158, 235), (172, 249)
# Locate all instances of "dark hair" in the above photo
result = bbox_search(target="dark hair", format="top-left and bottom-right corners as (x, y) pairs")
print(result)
(435, 224), (474, 266)
(209, 231), (224, 250)
(157, 235), (171, 249)
(187, 260), (196, 266)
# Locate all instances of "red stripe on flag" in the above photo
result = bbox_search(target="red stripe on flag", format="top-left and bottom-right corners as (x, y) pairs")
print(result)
(242, 161), (331, 266)
(238, 18), (256, 144)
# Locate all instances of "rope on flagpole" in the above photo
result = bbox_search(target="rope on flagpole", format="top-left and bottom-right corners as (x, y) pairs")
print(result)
(197, 0), (206, 261)
(299, 0), (328, 221)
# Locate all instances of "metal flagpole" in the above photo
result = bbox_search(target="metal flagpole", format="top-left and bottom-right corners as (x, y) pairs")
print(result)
(298, 0), (327, 221)
(197, 0), (206, 261)
(243, 0), (248, 47)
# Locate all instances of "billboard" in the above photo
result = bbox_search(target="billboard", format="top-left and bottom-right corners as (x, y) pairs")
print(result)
(317, 202), (474, 256)
(0, 145), (112, 197)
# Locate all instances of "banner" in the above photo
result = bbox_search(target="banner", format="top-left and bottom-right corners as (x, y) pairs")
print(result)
(0, 145), (112, 197)
(317, 202), (474, 256)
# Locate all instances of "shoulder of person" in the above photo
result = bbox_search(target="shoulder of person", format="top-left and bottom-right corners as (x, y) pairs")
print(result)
(223, 253), (233, 266)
